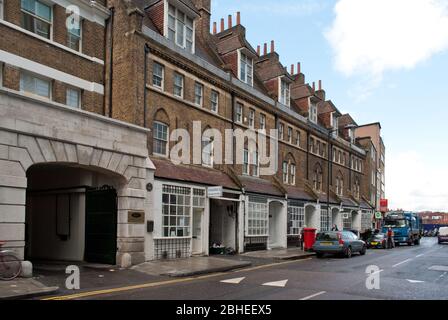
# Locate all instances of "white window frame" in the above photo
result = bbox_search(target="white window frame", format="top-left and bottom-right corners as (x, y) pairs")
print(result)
(173, 72), (184, 98)
(67, 17), (82, 52)
(282, 161), (289, 184)
(279, 77), (290, 106)
(194, 82), (203, 106)
(288, 206), (305, 236)
(166, 3), (195, 53)
(295, 131), (300, 146)
(66, 87), (81, 108)
(251, 150), (259, 177)
(211, 90), (219, 113)
(201, 134), (213, 168)
(0, 0), (4, 20)
(235, 103), (243, 123)
(290, 164), (296, 185)
(19, 70), (52, 99)
(259, 113), (266, 130)
(20, 0), (53, 40)
(152, 62), (164, 90)
(243, 148), (249, 175)
(248, 109), (255, 129)
(279, 123), (284, 140)
(287, 127), (292, 144)
(153, 121), (169, 157)
(247, 202), (269, 236)
(238, 50), (253, 86)
(320, 208), (330, 231)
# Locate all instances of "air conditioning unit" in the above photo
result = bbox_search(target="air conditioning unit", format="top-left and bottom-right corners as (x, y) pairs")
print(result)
(343, 213), (350, 219)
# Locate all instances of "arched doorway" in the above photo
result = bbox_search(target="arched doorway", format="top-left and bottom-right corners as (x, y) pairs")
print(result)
(268, 200), (287, 249)
(25, 163), (126, 265)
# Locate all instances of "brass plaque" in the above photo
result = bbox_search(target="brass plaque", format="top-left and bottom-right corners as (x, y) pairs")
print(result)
(128, 211), (145, 224)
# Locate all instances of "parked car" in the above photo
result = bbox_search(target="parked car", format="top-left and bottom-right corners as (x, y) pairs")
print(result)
(438, 227), (448, 244)
(313, 231), (367, 258)
(366, 233), (387, 249)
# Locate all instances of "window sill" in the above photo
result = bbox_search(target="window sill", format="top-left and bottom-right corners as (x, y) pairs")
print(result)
(0, 19), (104, 65)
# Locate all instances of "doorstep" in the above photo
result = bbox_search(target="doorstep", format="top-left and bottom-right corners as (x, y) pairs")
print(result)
(241, 248), (315, 261)
(0, 278), (59, 300)
(132, 256), (252, 278)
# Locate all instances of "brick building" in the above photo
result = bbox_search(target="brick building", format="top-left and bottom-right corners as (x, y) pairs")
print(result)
(0, 0), (385, 266)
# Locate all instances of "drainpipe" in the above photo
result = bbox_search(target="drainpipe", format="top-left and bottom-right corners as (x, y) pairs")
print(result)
(306, 131), (310, 180)
(107, 7), (115, 118)
(143, 43), (150, 128)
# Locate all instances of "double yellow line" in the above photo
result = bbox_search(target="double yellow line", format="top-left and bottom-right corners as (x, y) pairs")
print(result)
(43, 258), (312, 300)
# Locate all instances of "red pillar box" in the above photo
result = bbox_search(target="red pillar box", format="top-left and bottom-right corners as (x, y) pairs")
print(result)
(303, 228), (317, 251)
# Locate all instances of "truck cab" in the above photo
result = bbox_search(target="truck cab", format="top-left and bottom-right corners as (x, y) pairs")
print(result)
(382, 212), (422, 246)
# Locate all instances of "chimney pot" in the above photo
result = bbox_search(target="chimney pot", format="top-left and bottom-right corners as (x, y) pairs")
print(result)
(291, 64), (295, 75)
(236, 12), (241, 25)
(228, 14), (233, 28)
(220, 18), (224, 32)
(213, 22), (217, 34)
(298, 62), (301, 74)
(263, 43), (267, 55)
(271, 40), (275, 53)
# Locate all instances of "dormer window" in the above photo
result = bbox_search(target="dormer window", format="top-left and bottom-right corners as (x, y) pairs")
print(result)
(331, 112), (339, 137)
(239, 51), (253, 86)
(167, 4), (194, 53)
(309, 102), (318, 123)
(279, 78), (290, 106)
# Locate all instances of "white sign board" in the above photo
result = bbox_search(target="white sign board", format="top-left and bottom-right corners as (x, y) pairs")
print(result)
(207, 186), (223, 198)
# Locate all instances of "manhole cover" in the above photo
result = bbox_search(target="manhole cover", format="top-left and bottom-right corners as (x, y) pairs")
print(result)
(428, 266), (448, 272)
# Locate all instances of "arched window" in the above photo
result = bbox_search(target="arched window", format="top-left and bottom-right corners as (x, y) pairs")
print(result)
(153, 121), (169, 157)
(283, 161), (289, 183)
(336, 173), (344, 196)
(354, 178), (360, 199)
(313, 165), (323, 191)
(201, 134), (213, 167)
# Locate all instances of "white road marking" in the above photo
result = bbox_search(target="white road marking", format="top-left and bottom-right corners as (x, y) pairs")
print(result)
(220, 277), (246, 284)
(300, 291), (327, 300)
(416, 254), (424, 258)
(392, 259), (412, 268)
(429, 265), (448, 272)
(407, 279), (425, 283)
(438, 272), (447, 279)
(262, 280), (288, 288)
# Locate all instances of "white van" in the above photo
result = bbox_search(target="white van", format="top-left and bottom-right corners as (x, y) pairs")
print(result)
(438, 227), (448, 244)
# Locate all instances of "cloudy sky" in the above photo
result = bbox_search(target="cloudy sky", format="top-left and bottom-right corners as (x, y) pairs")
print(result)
(212, 0), (448, 212)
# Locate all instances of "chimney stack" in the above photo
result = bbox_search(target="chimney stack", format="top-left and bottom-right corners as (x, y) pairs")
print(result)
(212, 22), (217, 34)
(228, 14), (233, 28)
(263, 43), (267, 56)
(220, 18), (224, 32)
(312, 82), (316, 91)
(236, 12), (241, 25)
(291, 64), (295, 75)
(297, 62), (301, 74)
(257, 45), (261, 56)
(318, 80), (322, 91)
(271, 40), (275, 53)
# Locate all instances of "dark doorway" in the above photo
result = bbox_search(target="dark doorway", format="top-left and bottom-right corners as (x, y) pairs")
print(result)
(85, 186), (118, 265)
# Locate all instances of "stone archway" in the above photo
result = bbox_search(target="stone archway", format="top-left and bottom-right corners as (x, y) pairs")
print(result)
(1, 133), (151, 267)
(331, 207), (342, 231)
(305, 204), (319, 230)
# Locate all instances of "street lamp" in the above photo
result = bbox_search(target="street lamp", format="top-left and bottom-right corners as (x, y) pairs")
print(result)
(326, 124), (357, 231)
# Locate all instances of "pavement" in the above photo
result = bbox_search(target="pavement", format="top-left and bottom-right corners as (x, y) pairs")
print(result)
(35, 237), (448, 300)
(241, 248), (315, 261)
(0, 278), (58, 300)
(132, 256), (252, 277)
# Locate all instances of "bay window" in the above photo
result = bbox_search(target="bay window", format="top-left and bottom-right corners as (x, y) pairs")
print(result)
(288, 206), (305, 235)
(247, 202), (268, 236)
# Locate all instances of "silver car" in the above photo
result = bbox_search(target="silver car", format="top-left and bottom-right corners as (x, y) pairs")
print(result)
(313, 231), (367, 258)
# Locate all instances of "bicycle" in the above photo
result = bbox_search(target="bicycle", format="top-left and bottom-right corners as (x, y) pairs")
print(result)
(0, 241), (22, 281)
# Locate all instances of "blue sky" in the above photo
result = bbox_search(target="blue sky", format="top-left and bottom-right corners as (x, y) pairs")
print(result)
(211, 0), (448, 212)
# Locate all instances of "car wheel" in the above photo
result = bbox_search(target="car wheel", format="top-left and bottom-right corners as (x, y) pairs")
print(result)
(316, 252), (324, 258)
(360, 245), (367, 256)
(345, 246), (352, 258)
(414, 238), (420, 245)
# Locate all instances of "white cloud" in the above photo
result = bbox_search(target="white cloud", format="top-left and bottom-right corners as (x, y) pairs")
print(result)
(325, 0), (448, 77)
(387, 151), (448, 212)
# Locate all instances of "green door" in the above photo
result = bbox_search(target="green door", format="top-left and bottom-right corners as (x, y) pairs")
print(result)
(85, 186), (117, 265)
